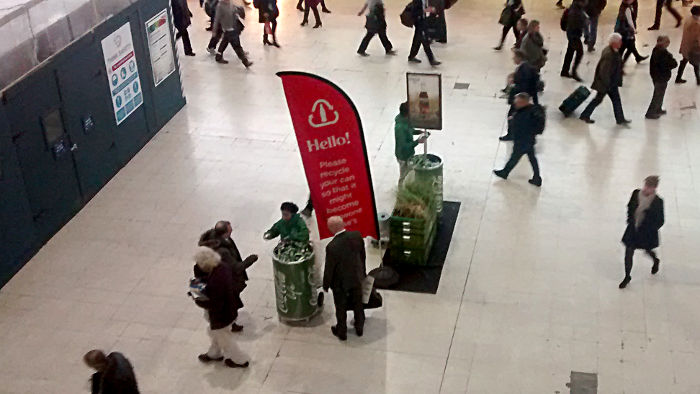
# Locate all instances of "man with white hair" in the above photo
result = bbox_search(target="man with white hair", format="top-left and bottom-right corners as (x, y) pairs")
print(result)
(323, 216), (367, 341)
(580, 33), (631, 125)
(192, 246), (250, 368)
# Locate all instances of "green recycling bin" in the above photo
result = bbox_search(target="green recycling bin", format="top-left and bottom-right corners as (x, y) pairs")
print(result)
(409, 153), (444, 215)
(272, 244), (321, 322)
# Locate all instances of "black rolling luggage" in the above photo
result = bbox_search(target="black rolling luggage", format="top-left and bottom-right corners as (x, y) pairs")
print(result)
(559, 86), (591, 116)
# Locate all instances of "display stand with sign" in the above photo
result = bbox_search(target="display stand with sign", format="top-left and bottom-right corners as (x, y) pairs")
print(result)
(373, 73), (444, 283)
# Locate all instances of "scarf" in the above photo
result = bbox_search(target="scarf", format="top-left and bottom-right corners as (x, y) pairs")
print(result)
(634, 191), (655, 229)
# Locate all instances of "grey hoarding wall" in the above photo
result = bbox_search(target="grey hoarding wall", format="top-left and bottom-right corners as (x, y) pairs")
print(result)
(0, 0), (186, 288)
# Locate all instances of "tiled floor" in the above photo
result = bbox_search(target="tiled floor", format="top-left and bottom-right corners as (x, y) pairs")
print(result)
(2, 0), (700, 392)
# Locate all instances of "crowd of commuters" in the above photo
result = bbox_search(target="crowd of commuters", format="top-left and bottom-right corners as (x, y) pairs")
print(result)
(87, 0), (697, 385)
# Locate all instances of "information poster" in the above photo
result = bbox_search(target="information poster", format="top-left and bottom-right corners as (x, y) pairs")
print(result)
(101, 22), (143, 125)
(146, 9), (176, 86)
(406, 73), (442, 130)
(278, 71), (379, 240)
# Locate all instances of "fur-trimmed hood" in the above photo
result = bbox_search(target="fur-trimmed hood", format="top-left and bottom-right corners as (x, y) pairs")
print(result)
(194, 246), (221, 273)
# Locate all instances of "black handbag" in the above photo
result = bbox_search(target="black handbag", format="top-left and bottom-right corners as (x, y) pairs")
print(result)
(363, 289), (383, 309)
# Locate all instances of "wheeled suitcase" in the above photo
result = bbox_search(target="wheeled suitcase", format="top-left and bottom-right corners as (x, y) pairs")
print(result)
(559, 86), (591, 116)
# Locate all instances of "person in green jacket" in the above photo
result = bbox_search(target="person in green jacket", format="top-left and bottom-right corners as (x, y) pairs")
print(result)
(394, 102), (427, 186)
(264, 202), (310, 242)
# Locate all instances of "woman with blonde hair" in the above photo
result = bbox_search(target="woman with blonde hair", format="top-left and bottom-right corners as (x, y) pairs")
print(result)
(192, 246), (250, 368)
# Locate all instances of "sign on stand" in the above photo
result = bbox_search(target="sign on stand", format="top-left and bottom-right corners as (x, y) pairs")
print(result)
(406, 73), (442, 130)
(101, 22), (143, 125)
(145, 9), (176, 86)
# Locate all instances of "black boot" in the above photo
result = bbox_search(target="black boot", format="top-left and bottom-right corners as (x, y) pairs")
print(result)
(651, 258), (660, 274)
(619, 276), (631, 289)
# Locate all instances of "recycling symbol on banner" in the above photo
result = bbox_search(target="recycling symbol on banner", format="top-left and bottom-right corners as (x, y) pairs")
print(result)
(308, 99), (339, 128)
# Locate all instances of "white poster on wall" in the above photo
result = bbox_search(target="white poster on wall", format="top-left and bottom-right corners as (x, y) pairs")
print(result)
(145, 9), (176, 86)
(101, 22), (143, 125)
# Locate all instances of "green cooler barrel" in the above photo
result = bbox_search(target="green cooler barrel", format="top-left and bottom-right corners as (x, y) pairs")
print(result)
(272, 251), (320, 322)
(410, 153), (444, 215)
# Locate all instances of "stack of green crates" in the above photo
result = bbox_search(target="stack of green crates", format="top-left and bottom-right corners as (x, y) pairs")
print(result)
(389, 206), (437, 265)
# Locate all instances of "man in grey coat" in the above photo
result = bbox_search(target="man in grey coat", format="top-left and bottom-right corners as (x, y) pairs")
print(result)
(580, 33), (631, 125)
(520, 20), (547, 70)
(206, 0), (252, 68)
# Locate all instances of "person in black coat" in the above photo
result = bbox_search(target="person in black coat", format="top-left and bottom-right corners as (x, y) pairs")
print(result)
(193, 247), (250, 368)
(509, 50), (540, 105)
(84, 350), (139, 394)
(619, 176), (664, 289)
(426, 0), (447, 43)
(197, 221), (258, 332)
(616, 0), (648, 65)
(648, 0), (682, 30)
(494, 93), (544, 187)
(561, 0), (587, 81)
(408, 0), (441, 66)
(646, 35), (678, 118)
(357, 0), (395, 56)
(172, 0), (195, 56)
(297, 0), (330, 13)
(255, 0), (280, 47)
(500, 50), (540, 140)
(323, 216), (367, 341)
(495, 0), (525, 50)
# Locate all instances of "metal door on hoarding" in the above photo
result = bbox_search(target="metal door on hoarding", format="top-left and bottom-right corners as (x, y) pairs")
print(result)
(56, 34), (120, 201)
(0, 106), (36, 286)
(6, 71), (83, 243)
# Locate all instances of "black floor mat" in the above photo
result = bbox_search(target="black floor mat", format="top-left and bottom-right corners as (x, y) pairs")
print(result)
(380, 201), (461, 294)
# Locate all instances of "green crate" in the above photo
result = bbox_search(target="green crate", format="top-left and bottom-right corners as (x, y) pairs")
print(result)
(390, 246), (429, 265)
(389, 218), (437, 265)
(391, 217), (436, 249)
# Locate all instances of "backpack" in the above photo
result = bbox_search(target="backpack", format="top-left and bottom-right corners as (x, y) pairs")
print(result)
(560, 8), (569, 31)
(400, 2), (415, 28)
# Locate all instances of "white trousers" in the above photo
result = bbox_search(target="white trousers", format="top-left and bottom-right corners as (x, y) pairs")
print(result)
(206, 327), (242, 362)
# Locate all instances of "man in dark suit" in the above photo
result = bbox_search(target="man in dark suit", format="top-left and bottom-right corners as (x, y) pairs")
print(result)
(580, 33), (631, 125)
(323, 216), (367, 341)
(619, 176), (664, 289)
